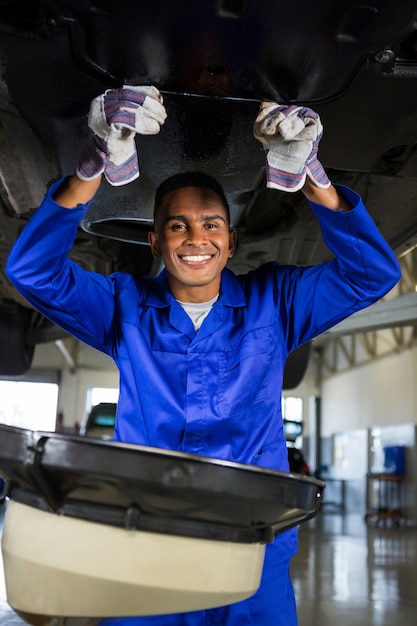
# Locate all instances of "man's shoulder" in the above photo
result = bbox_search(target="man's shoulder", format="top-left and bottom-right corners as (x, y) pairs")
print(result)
(112, 270), (171, 306)
(222, 262), (292, 303)
(229, 262), (289, 287)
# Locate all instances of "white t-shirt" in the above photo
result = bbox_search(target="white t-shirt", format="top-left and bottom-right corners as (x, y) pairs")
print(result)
(177, 294), (219, 331)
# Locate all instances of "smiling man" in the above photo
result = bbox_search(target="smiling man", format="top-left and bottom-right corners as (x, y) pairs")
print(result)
(6, 87), (401, 626)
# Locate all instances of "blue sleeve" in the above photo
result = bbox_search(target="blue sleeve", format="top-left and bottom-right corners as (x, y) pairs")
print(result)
(6, 178), (118, 356)
(277, 185), (401, 350)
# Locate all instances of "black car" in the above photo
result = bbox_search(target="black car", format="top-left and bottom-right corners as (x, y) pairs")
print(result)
(287, 446), (311, 476)
(79, 402), (117, 439)
(284, 419), (310, 475)
(0, 1), (416, 381)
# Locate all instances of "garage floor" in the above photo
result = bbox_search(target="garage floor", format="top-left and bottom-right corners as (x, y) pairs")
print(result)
(1, 501), (417, 625)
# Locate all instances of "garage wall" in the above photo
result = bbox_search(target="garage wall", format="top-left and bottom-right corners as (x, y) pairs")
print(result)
(58, 364), (119, 431)
(318, 342), (417, 523)
(32, 341), (118, 429)
(320, 343), (417, 438)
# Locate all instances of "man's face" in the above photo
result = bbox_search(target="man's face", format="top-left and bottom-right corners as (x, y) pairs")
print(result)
(148, 186), (237, 302)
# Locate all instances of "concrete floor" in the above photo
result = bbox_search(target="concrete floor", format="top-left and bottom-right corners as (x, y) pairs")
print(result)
(1, 500), (416, 625)
(292, 512), (417, 625)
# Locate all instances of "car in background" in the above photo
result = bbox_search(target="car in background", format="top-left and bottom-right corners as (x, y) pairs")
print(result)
(284, 419), (311, 475)
(79, 402), (117, 440)
(287, 446), (311, 476)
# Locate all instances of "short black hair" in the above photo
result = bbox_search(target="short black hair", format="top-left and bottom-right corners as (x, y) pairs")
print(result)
(154, 172), (230, 225)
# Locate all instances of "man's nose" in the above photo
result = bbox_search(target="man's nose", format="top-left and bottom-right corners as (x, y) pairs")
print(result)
(185, 226), (206, 245)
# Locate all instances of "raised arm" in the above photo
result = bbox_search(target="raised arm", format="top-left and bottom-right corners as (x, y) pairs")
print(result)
(52, 174), (103, 208)
(252, 101), (400, 348)
(301, 178), (351, 212)
(6, 85), (167, 351)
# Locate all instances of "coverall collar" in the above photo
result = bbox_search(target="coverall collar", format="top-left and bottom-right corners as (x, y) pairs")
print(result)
(143, 268), (247, 341)
(144, 267), (247, 309)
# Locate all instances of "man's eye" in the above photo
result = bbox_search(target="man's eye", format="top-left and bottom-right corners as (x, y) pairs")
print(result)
(205, 223), (218, 229)
(170, 223), (186, 231)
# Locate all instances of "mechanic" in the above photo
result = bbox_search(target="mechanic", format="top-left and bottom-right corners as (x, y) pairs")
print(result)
(6, 87), (401, 626)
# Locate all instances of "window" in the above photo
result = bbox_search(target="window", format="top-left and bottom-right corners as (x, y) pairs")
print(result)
(86, 386), (119, 414)
(0, 380), (59, 431)
(282, 396), (304, 444)
(282, 396), (303, 422)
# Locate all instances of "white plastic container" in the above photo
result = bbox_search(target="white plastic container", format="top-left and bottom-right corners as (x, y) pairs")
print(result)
(2, 500), (265, 618)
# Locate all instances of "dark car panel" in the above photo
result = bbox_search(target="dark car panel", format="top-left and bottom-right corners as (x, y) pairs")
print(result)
(79, 402), (117, 439)
(287, 446), (311, 476)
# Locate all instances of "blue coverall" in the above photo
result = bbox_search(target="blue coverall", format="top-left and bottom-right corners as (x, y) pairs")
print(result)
(6, 180), (401, 625)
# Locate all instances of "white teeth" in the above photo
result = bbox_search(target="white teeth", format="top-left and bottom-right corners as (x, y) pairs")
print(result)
(181, 255), (212, 262)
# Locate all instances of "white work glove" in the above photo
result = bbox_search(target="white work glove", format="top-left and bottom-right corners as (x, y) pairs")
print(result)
(77, 85), (167, 186)
(253, 102), (330, 192)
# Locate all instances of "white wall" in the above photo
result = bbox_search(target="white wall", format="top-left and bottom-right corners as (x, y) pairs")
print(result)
(320, 344), (417, 438)
(31, 341), (118, 430)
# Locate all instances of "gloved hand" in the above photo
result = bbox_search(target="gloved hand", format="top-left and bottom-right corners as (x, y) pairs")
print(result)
(253, 102), (330, 192)
(76, 85), (167, 186)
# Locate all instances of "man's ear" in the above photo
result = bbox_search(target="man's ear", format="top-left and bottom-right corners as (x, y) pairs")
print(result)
(148, 231), (160, 259)
(228, 229), (237, 258)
